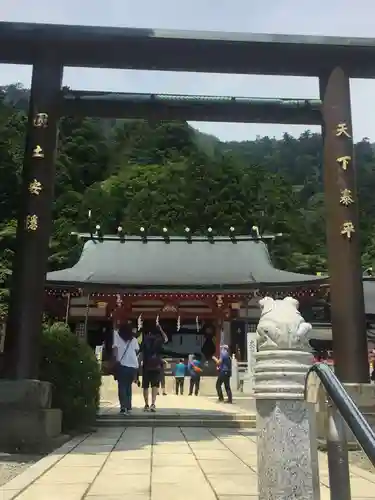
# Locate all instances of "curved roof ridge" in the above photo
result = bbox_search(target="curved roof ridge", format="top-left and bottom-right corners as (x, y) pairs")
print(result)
(46, 237), (325, 289)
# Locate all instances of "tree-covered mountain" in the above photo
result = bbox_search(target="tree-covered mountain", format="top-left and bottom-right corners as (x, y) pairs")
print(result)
(1, 83), (375, 315)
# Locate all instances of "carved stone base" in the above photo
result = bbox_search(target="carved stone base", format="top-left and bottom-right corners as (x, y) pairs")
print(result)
(0, 379), (62, 452)
(0, 379), (52, 409)
(257, 399), (320, 500)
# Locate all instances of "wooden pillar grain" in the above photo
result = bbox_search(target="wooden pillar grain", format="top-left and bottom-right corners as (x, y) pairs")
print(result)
(4, 58), (63, 379)
(320, 67), (369, 382)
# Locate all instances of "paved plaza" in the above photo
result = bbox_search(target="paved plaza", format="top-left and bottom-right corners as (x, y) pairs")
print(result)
(1, 391), (374, 499)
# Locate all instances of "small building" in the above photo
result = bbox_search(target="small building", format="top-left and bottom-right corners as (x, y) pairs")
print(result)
(45, 234), (328, 359)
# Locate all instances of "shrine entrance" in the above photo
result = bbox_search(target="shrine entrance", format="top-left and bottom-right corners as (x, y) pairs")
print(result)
(0, 22), (370, 382)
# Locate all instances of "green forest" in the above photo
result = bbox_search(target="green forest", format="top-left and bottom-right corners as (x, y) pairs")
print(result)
(1, 83), (375, 315)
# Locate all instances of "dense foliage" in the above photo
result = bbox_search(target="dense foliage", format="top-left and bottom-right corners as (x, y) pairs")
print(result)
(1, 83), (375, 315)
(39, 322), (101, 430)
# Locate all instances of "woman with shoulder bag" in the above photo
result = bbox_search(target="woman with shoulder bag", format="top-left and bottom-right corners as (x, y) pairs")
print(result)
(112, 323), (139, 415)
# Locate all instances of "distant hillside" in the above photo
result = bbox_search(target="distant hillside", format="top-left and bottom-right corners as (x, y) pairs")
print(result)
(1, 81), (375, 320)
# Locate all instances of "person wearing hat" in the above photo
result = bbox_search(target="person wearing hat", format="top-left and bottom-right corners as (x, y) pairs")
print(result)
(212, 344), (232, 403)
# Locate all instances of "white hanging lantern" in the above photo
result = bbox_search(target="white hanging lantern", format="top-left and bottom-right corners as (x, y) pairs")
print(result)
(137, 313), (143, 331)
(116, 293), (123, 307)
(196, 315), (200, 332)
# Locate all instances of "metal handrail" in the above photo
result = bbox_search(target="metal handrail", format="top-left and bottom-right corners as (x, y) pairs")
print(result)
(305, 363), (375, 466)
(305, 363), (375, 500)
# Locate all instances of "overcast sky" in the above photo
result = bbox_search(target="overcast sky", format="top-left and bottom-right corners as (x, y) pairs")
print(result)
(1, 0), (375, 141)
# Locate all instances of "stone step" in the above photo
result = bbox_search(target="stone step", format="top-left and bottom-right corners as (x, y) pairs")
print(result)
(96, 415), (256, 428)
(98, 412), (255, 421)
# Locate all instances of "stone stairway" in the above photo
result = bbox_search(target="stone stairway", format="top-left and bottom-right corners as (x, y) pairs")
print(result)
(98, 380), (256, 429)
(96, 410), (256, 428)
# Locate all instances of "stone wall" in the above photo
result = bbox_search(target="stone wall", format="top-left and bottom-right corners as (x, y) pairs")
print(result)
(316, 383), (375, 449)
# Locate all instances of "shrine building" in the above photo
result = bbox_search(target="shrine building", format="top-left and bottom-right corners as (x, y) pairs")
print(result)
(44, 232), (329, 359)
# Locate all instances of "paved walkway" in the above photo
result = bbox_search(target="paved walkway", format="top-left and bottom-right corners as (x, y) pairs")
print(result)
(1, 387), (374, 499)
(1, 425), (374, 498)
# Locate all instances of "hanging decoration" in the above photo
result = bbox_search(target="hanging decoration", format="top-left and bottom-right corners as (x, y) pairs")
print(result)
(137, 313), (143, 331)
(177, 315), (181, 332)
(45, 288), (327, 300)
(196, 315), (200, 332)
(220, 328), (225, 346)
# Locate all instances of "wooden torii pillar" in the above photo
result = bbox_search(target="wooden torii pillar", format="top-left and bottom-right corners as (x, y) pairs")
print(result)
(3, 58), (63, 379)
(320, 67), (369, 382)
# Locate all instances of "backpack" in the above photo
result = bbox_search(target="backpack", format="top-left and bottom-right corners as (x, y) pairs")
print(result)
(222, 355), (232, 375)
(143, 337), (161, 370)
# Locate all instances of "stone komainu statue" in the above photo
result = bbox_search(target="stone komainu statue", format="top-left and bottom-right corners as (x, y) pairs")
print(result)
(256, 296), (312, 351)
(254, 297), (320, 500)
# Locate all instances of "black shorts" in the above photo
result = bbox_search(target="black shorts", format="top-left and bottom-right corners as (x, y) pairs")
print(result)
(142, 369), (160, 389)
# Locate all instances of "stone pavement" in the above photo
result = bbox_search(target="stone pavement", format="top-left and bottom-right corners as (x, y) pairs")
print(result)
(1, 424), (375, 499)
(1, 387), (374, 499)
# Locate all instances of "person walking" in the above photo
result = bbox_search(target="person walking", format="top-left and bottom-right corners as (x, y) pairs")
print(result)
(112, 323), (140, 415)
(188, 354), (202, 396)
(213, 345), (233, 403)
(141, 324), (168, 412)
(174, 358), (187, 395)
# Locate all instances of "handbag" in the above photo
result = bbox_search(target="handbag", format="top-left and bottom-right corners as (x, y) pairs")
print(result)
(109, 339), (132, 379)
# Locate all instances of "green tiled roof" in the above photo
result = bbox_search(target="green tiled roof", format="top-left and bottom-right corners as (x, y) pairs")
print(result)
(46, 236), (326, 290)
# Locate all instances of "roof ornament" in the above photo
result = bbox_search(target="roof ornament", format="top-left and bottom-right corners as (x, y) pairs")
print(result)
(162, 227), (170, 243)
(140, 226), (147, 243)
(117, 226), (125, 242)
(364, 267), (373, 278)
(250, 225), (284, 242)
(251, 225), (260, 239)
(95, 224), (103, 241)
(88, 209), (94, 239)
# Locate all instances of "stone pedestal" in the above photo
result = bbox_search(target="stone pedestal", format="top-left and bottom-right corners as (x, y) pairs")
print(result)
(0, 379), (62, 451)
(255, 297), (320, 500)
(243, 330), (257, 394)
(231, 354), (239, 391)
